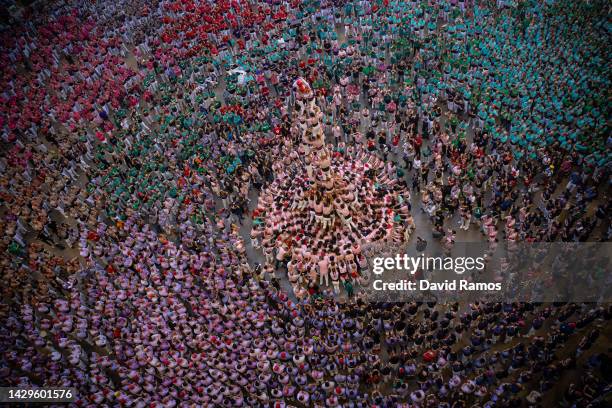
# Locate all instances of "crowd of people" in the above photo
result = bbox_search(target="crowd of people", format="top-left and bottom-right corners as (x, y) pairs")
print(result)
(251, 77), (415, 298)
(0, 0), (610, 406)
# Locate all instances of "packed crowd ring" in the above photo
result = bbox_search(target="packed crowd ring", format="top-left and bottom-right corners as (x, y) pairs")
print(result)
(1, 0), (611, 407)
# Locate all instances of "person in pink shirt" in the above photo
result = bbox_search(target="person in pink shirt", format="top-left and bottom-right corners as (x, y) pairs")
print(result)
(318, 253), (329, 287)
